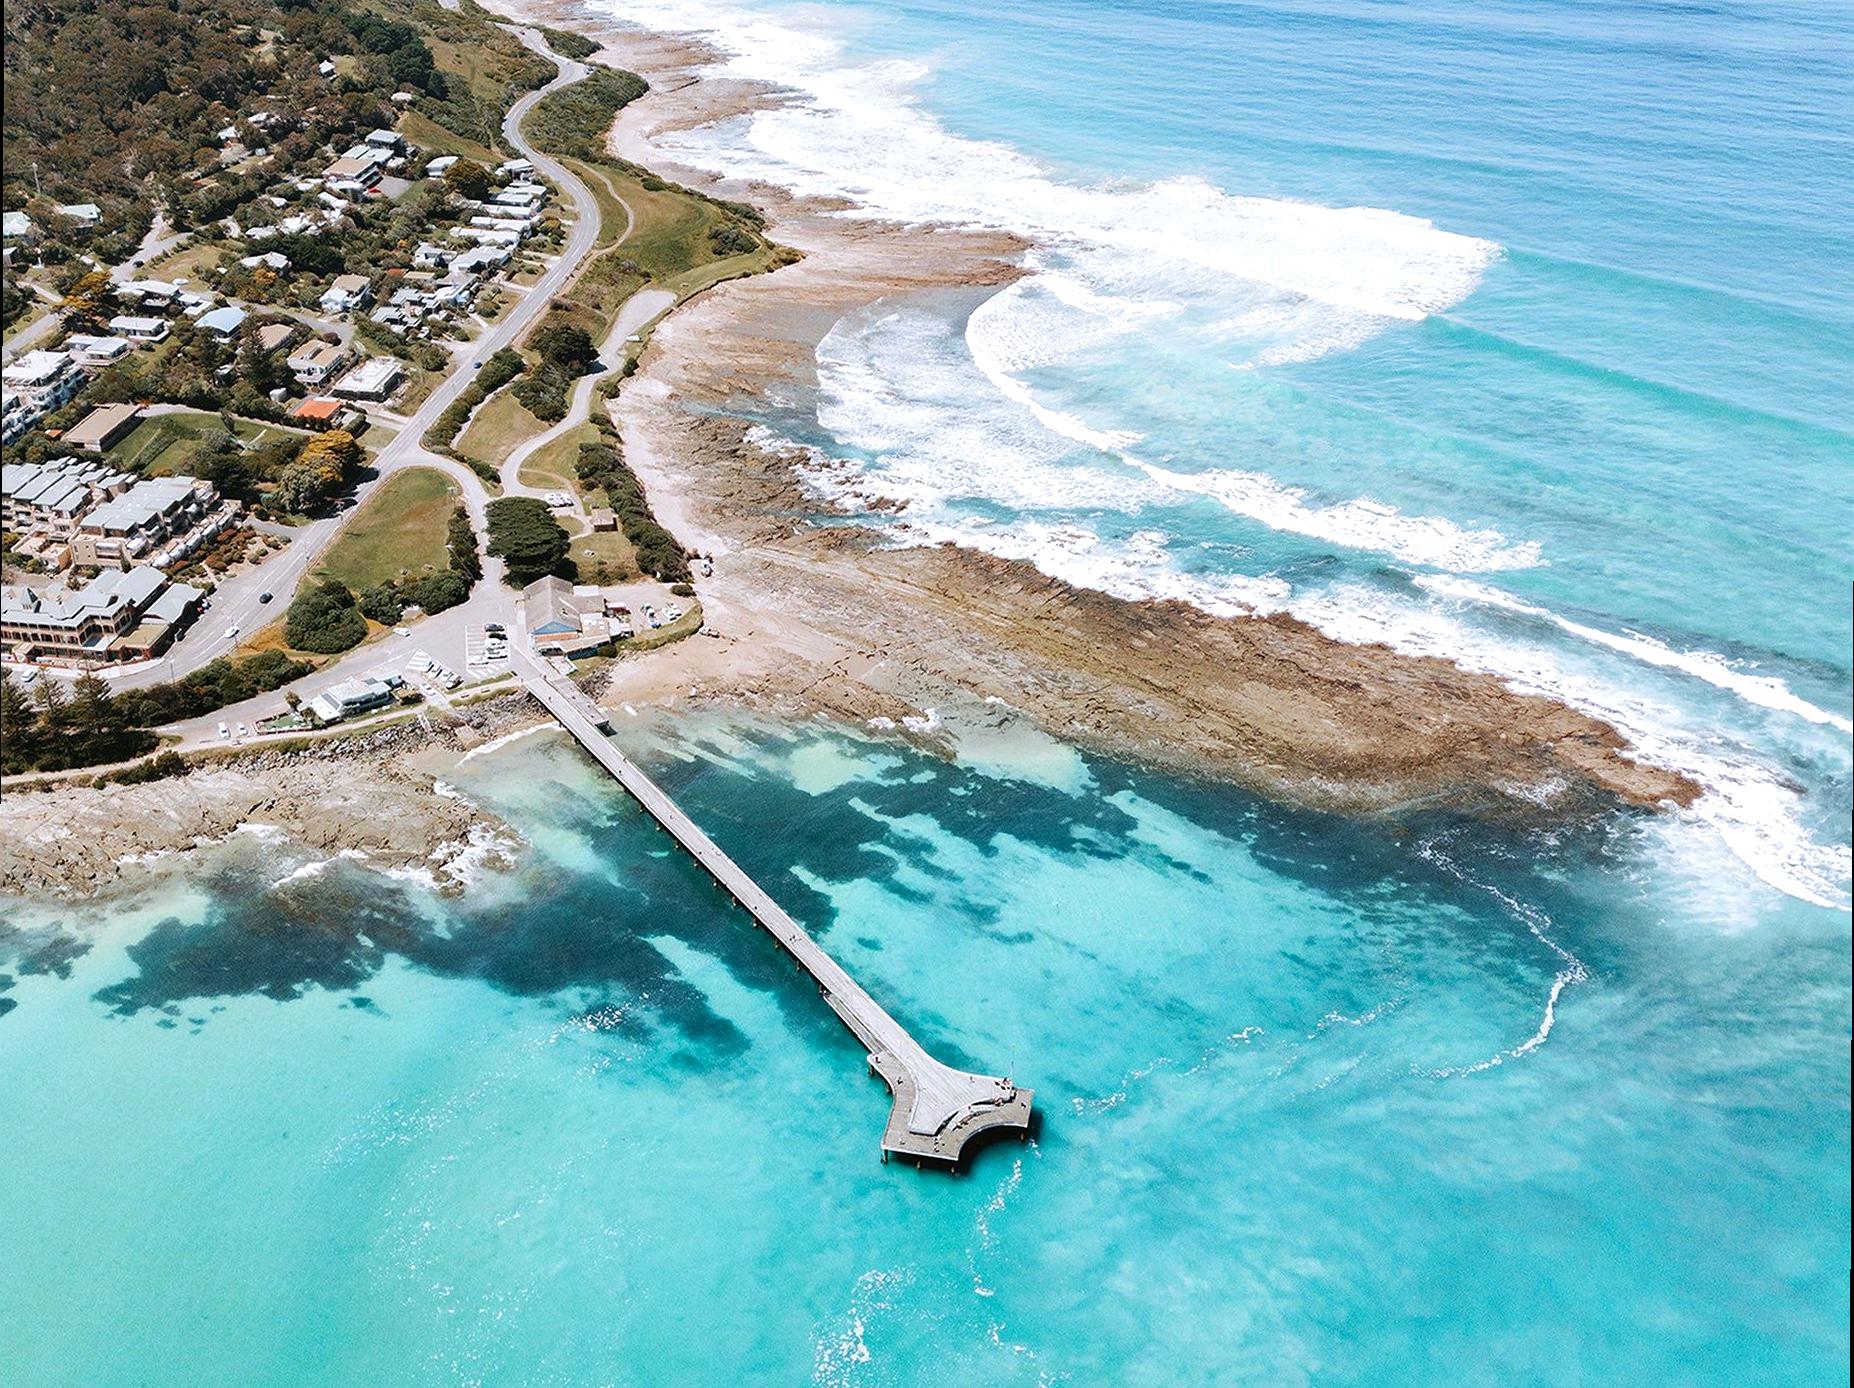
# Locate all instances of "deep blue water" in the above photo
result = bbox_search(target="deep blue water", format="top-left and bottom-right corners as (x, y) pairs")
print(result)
(3, 0), (1849, 1382)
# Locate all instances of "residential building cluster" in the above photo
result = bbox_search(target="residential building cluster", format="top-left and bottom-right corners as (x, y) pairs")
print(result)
(2, 454), (235, 574)
(0, 564), (203, 666)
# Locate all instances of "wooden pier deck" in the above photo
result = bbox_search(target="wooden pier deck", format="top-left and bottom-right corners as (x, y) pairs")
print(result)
(512, 654), (1033, 1165)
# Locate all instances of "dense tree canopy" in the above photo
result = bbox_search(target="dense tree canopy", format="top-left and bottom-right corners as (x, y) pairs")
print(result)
(485, 497), (571, 586)
(284, 577), (368, 652)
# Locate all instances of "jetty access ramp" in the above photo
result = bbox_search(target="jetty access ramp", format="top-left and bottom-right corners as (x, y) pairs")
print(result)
(512, 654), (1034, 1166)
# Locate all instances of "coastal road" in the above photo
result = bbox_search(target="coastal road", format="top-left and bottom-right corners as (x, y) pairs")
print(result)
(498, 287), (675, 497)
(96, 29), (609, 691)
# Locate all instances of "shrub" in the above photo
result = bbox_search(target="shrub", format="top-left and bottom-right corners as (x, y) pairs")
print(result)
(574, 439), (690, 583)
(403, 569), (468, 614)
(284, 578), (368, 653)
(709, 223), (758, 256)
(448, 505), (482, 582)
(424, 347), (525, 449)
(359, 584), (405, 624)
(106, 751), (189, 785)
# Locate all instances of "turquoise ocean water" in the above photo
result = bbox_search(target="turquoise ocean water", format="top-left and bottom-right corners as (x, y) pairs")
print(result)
(4, 1), (1849, 1383)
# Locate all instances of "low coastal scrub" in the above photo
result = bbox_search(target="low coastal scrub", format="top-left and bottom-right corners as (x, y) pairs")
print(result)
(486, 497), (572, 586)
(537, 26), (602, 62)
(113, 650), (311, 727)
(103, 751), (190, 786)
(510, 321), (600, 423)
(522, 65), (648, 163)
(574, 439), (691, 583)
(284, 578), (369, 654)
(424, 348), (525, 451)
(358, 571), (469, 626)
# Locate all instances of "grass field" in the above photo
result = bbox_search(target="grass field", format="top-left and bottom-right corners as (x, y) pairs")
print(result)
(457, 388), (549, 469)
(564, 517), (639, 584)
(313, 466), (460, 590)
(535, 158), (786, 349)
(138, 239), (226, 286)
(109, 411), (303, 477)
(396, 109), (502, 166)
(517, 421), (597, 493)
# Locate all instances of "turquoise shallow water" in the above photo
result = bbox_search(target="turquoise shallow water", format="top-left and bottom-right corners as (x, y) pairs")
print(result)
(597, 0), (1852, 906)
(5, 0), (1851, 1380)
(2, 722), (1848, 1384)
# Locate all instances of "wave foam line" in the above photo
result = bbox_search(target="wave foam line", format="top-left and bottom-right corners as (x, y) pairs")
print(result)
(1420, 574), (1853, 734)
(1419, 836), (1590, 1077)
(1309, 583), (1850, 911)
(962, 282), (1543, 573)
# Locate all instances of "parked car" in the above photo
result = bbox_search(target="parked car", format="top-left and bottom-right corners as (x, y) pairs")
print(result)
(217, 721), (230, 740)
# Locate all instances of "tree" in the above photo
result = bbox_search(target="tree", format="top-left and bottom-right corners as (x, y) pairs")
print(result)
(447, 504), (481, 583)
(0, 670), (38, 767)
(443, 159), (490, 202)
(403, 570), (467, 614)
(284, 578), (368, 653)
(531, 321), (597, 371)
(358, 584), (404, 624)
(69, 672), (116, 734)
(59, 270), (115, 332)
(33, 677), (69, 733)
(485, 497), (571, 586)
(271, 430), (362, 513)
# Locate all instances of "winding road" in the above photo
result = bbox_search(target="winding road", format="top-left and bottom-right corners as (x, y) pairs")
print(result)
(91, 27), (617, 691)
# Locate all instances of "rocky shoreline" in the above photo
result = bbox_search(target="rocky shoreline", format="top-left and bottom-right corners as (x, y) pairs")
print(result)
(506, 0), (1698, 818)
(0, 2), (1705, 905)
(0, 698), (541, 902)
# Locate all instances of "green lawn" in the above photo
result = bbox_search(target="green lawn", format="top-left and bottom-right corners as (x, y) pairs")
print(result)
(109, 411), (303, 477)
(537, 158), (785, 348)
(564, 518), (639, 584)
(517, 421), (597, 493)
(518, 423), (640, 580)
(313, 466), (460, 590)
(457, 388), (550, 468)
(138, 239), (226, 286)
(396, 109), (502, 166)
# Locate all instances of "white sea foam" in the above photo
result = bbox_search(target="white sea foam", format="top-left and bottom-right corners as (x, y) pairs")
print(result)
(603, 0), (1499, 365)
(610, 0), (1847, 910)
(1138, 464), (1543, 572)
(1420, 837), (1589, 1077)
(456, 722), (552, 764)
(1312, 582), (1852, 911)
(1418, 575), (1854, 735)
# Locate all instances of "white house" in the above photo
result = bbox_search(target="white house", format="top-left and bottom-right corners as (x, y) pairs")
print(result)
(2, 351), (84, 410)
(108, 315), (170, 343)
(64, 334), (132, 367)
(319, 273), (373, 314)
(196, 305), (249, 337)
(328, 358), (403, 402)
(286, 340), (348, 384)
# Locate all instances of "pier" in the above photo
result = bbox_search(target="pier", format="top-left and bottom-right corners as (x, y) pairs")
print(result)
(512, 654), (1034, 1165)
